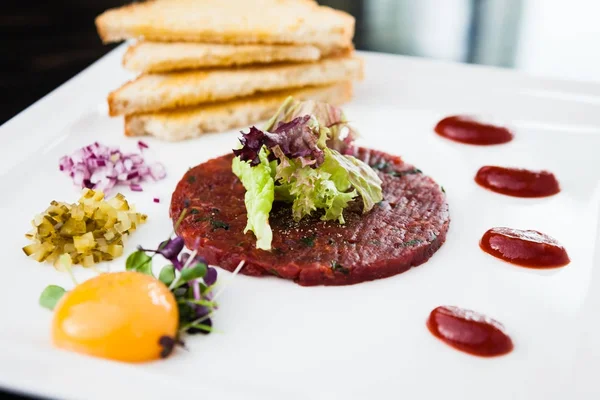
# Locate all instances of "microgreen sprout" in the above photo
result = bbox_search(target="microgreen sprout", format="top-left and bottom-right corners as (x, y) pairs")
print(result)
(39, 285), (66, 310)
(39, 255), (76, 308)
(59, 254), (78, 286)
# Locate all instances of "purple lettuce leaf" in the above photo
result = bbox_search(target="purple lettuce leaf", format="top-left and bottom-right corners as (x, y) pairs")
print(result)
(266, 98), (358, 153)
(268, 116), (324, 166)
(232, 126), (266, 166)
(233, 115), (324, 167)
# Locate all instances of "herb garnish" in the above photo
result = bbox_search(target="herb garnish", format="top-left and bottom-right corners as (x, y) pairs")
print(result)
(401, 239), (423, 247)
(372, 161), (390, 171)
(300, 235), (316, 247)
(189, 209), (228, 230)
(331, 261), (350, 275)
(210, 219), (230, 231)
(391, 168), (422, 177)
(231, 98), (383, 251)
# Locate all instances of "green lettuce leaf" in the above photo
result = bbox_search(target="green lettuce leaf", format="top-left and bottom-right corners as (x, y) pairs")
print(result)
(322, 149), (383, 213)
(232, 147), (274, 250)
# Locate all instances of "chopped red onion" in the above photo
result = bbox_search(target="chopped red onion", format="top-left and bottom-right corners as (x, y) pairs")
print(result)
(150, 163), (167, 180)
(59, 142), (166, 194)
(153, 198), (160, 203)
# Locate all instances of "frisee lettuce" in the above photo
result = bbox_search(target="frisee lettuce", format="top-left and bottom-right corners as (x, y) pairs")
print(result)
(272, 147), (358, 224)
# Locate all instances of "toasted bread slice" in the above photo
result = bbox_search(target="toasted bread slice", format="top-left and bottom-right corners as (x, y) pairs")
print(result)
(109, 55), (363, 116)
(123, 42), (322, 73)
(96, 0), (354, 50)
(124, 82), (353, 141)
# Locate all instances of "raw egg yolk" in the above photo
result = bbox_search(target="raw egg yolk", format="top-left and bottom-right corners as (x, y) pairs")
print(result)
(52, 271), (178, 362)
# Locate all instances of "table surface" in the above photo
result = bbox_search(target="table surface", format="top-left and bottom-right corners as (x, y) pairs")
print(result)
(2, 1), (599, 399)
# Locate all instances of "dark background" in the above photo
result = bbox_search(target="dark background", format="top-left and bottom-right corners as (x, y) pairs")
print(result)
(2, 0), (121, 125)
(1, 0), (598, 398)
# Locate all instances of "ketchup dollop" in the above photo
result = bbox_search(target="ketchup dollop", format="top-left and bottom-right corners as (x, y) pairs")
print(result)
(475, 166), (560, 198)
(435, 115), (513, 145)
(480, 227), (570, 268)
(427, 306), (513, 357)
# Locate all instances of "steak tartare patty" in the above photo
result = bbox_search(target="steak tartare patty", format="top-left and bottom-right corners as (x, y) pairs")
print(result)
(170, 147), (450, 286)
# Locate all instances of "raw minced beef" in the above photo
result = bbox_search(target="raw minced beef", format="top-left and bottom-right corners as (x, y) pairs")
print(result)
(170, 147), (450, 286)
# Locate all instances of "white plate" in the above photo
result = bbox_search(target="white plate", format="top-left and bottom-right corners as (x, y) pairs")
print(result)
(1, 46), (600, 400)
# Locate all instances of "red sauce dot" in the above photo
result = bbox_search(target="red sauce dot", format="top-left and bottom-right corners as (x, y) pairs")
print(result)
(427, 306), (513, 357)
(480, 227), (570, 268)
(435, 115), (513, 145)
(475, 166), (560, 198)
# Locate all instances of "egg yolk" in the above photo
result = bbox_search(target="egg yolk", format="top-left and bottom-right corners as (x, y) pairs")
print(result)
(52, 271), (178, 362)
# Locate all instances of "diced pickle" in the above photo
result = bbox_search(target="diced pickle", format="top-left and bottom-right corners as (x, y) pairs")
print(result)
(22, 189), (147, 267)
(37, 219), (55, 238)
(22, 243), (40, 256)
(74, 231), (95, 253)
(107, 244), (123, 257)
(82, 254), (95, 268)
(60, 218), (87, 236)
(70, 205), (85, 220)
(33, 214), (44, 227)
